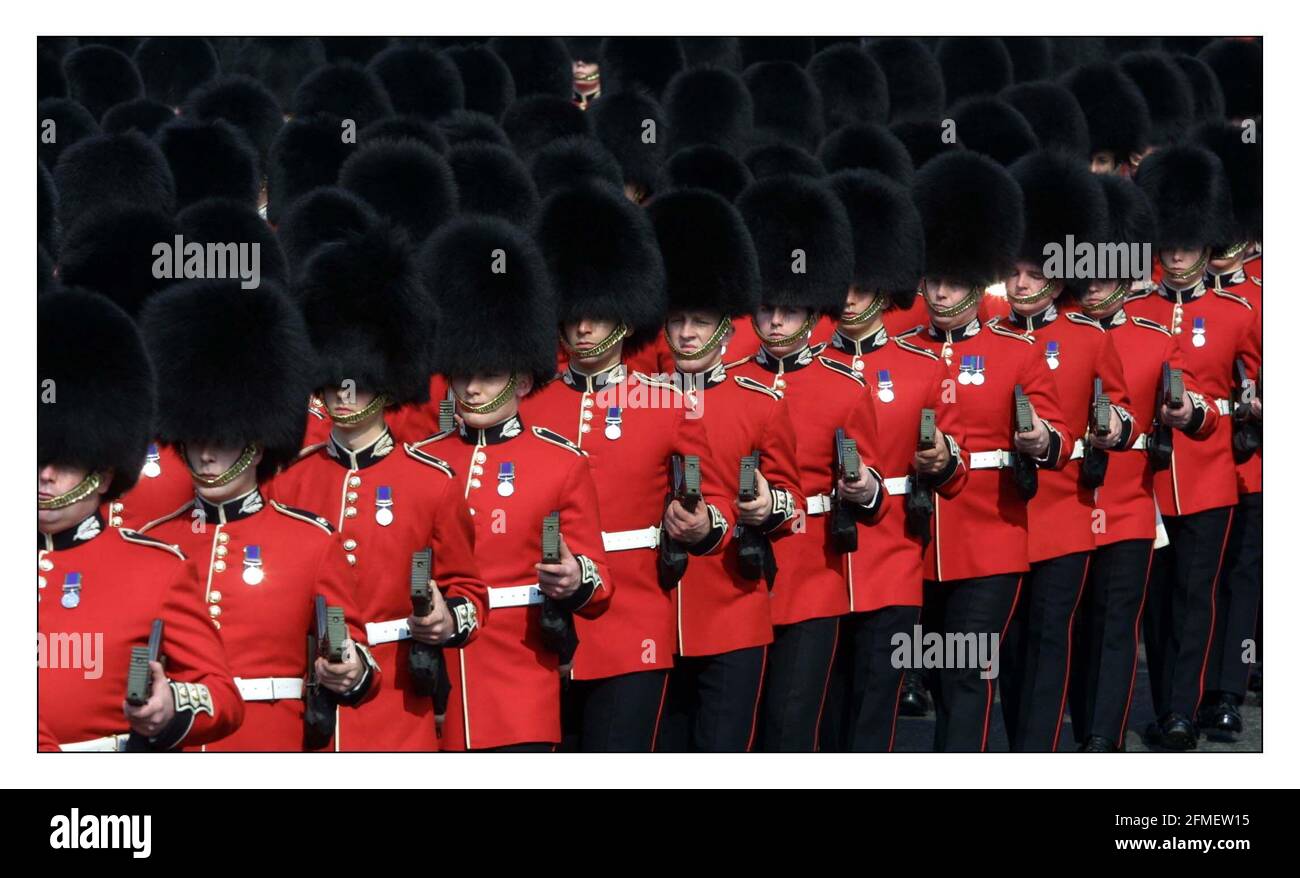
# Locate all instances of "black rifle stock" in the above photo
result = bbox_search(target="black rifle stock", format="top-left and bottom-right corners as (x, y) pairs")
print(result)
(537, 511), (579, 660)
(906, 410), (938, 544)
(657, 454), (699, 590)
(831, 429), (860, 553)
(125, 619), (165, 706)
(1080, 377), (1111, 489)
(304, 595), (338, 749)
(1011, 385), (1039, 500)
(1149, 363), (1181, 471)
(408, 548), (445, 703)
(736, 452), (776, 584)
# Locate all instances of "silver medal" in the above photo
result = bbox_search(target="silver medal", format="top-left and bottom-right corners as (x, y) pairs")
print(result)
(604, 424), (622, 440)
(375, 507), (394, 526)
(243, 566), (264, 586)
(1192, 334), (1206, 348)
(498, 480), (515, 497)
(878, 387), (895, 403)
(971, 372), (985, 386)
(142, 460), (161, 478)
(958, 371), (972, 386)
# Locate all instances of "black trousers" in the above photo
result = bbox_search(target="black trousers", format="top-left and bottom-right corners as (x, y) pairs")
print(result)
(485, 742), (556, 752)
(569, 670), (670, 752)
(1001, 552), (1091, 752)
(756, 616), (840, 752)
(1206, 492), (1262, 698)
(1069, 539), (1153, 746)
(1144, 506), (1234, 719)
(821, 606), (919, 752)
(927, 574), (1021, 752)
(657, 646), (767, 752)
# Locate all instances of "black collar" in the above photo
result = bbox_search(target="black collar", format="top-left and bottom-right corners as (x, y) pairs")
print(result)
(39, 510), (105, 552)
(1208, 267), (1247, 289)
(927, 317), (983, 344)
(754, 343), (822, 374)
(327, 426), (396, 470)
(195, 487), (266, 525)
(1159, 279), (1207, 303)
(560, 362), (626, 393)
(674, 362), (729, 392)
(1006, 302), (1058, 331)
(458, 414), (524, 446)
(829, 326), (889, 357)
(1097, 308), (1128, 331)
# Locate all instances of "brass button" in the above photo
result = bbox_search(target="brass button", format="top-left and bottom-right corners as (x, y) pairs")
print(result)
(209, 590), (222, 603)
(214, 560), (227, 573)
(343, 539), (357, 551)
(470, 478), (481, 488)
(38, 576), (46, 588)
(582, 410), (593, 421)
(39, 559), (53, 572)
(474, 452), (487, 464)
(111, 502), (124, 513)
(582, 398), (594, 408)
(345, 507), (358, 518)
(215, 545), (228, 557)
(580, 424), (591, 433)
(349, 476), (361, 488)
(217, 532), (229, 545)
(110, 517), (123, 527)
(471, 465), (483, 475)
(346, 491), (358, 502)
(469, 508), (476, 516)
(208, 605), (222, 618)
(346, 553), (357, 565)
(776, 378), (787, 389)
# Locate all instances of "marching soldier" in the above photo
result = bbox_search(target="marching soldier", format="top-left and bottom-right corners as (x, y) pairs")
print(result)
(906, 151), (1072, 751)
(39, 288), (244, 751)
(818, 169), (969, 751)
(727, 173), (889, 752)
(1060, 61), (1152, 177)
(1067, 174), (1218, 752)
(269, 224), (489, 751)
(997, 151), (1135, 752)
(417, 215), (612, 751)
(138, 279), (380, 751)
(523, 182), (734, 752)
(647, 188), (805, 752)
(1126, 144), (1261, 749)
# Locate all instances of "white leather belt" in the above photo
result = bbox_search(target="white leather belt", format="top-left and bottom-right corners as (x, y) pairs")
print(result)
(807, 494), (833, 515)
(1070, 438), (1086, 461)
(488, 584), (544, 609)
(883, 476), (912, 495)
(1216, 398), (1232, 416)
(602, 526), (660, 552)
(60, 733), (130, 752)
(366, 618), (411, 645)
(235, 676), (304, 701)
(969, 450), (1014, 470)
(1132, 433), (1150, 450)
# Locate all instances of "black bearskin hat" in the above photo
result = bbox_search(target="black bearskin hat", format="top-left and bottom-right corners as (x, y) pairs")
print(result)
(292, 62), (394, 129)
(1192, 121), (1262, 245)
(599, 37), (686, 98)
(101, 99), (175, 137)
(530, 135), (623, 198)
(1001, 81), (1090, 161)
(590, 89), (667, 191)
(486, 37), (572, 99)
(1010, 150), (1109, 268)
(176, 197), (289, 289)
(828, 169), (925, 308)
(277, 186), (378, 278)
(437, 109), (510, 148)
(950, 96), (1040, 166)
(445, 44), (517, 120)
(57, 203), (179, 317)
(231, 37), (325, 112)
(660, 145), (753, 202)
(1175, 55), (1227, 125)
(936, 37), (1013, 104)
(1198, 39), (1262, 122)
(1118, 51), (1195, 146)
(183, 75), (285, 168)
(501, 94), (591, 159)
(266, 113), (353, 224)
(155, 117), (261, 209)
(808, 43), (890, 129)
(913, 150), (1024, 287)
(1135, 144), (1235, 251)
(133, 37), (219, 107)
(448, 141), (540, 226)
(1060, 61), (1152, 159)
(664, 66), (754, 154)
(63, 45), (143, 120)
(743, 142), (826, 180)
(368, 45), (465, 121)
(338, 138), (459, 242)
(38, 98), (100, 170)
(359, 115), (449, 153)
(744, 60), (825, 152)
(865, 37), (945, 123)
(817, 122), (914, 183)
(649, 187), (760, 318)
(53, 130), (175, 229)
(1095, 174), (1157, 282)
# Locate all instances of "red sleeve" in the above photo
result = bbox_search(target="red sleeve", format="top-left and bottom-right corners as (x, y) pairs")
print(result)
(672, 405), (733, 556)
(1169, 336), (1219, 439)
(1019, 343), (1072, 468)
(929, 358), (969, 499)
(755, 396), (805, 534)
(1095, 331), (1137, 447)
(158, 558), (245, 746)
(430, 481), (489, 643)
(313, 534), (382, 704)
(845, 386), (888, 523)
(556, 455), (613, 619)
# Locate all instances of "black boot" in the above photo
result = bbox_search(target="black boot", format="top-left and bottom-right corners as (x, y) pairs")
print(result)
(898, 670), (932, 717)
(1199, 693), (1244, 738)
(1081, 735), (1117, 752)
(1156, 713), (1198, 751)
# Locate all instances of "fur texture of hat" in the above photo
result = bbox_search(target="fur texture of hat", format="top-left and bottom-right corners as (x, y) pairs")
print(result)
(1192, 121), (1262, 244)
(1118, 51), (1195, 146)
(133, 37), (219, 106)
(437, 109), (511, 148)
(828, 169), (924, 307)
(1010, 149), (1109, 266)
(277, 186), (378, 277)
(486, 37), (572, 99)
(266, 113), (354, 224)
(817, 122), (914, 183)
(1198, 39), (1262, 121)
(1175, 55), (1227, 124)
(1135, 144), (1235, 251)
(63, 45), (143, 120)
(1060, 61), (1152, 158)
(292, 62), (394, 129)
(155, 117), (261, 209)
(176, 197), (289, 289)
(38, 98), (100, 170)
(1095, 174), (1156, 281)
(660, 145), (753, 202)
(1001, 81), (1090, 160)
(599, 37), (686, 98)
(664, 66), (754, 154)
(649, 187), (760, 317)
(445, 44), (517, 120)
(183, 75), (285, 166)
(501, 95), (591, 159)
(589, 89), (666, 189)
(744, 60), (825, 151)
(359, 115), (449, 153)
(743, 142), (826, 180)
(913, 150), (1024, 286)
(101, 98), (175, 137)
(448, 141), (540, 226)
(865, 38), (945, 123)
(950, 96), (1040, 166)
(338, 138), (459, 241)
(530, 135), (623, 198)
(936, 37), (1013, 104)
(231, 37), (326, 111)
(808, 43), (890, 129)
(369, 45), (465, 121)
(53, 130), (175, 229)
(57, 203), (179, 317)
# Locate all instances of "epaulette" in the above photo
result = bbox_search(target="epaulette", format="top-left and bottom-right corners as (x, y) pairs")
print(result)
(307, 397), (327, 421)
(732, 375), (781, 400)
(403, 443), (456, 477)
(296, 441), (328, 461)
(270, 500), (334, 534)
(1125, 287), (1155, 301)
(118, 528), (186, 560)
(810, 342), (829, 356)
(531, 425), (586, 456)
(894, 325), (926, 340)
(723, 355), (755, 369)
(1064, 311), (1105, 333)
(632, 370), (686, 396)
(987, 320), (1034, 344)
(893, 335), (939, 360)
(1250, 275), (1262, 287)
(136, 500), (197, 534)
(1212, 287), (1253, 309)
(1129, 315), (1172, 336)
(816, 356), (866, 386)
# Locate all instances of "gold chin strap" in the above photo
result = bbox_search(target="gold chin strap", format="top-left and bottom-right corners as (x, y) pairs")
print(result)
(562, 322), (629, 360)
(456, 373), (518, 415)
(1008, 277), (1062, 307)
(328, 393), (390, 425)
(37, 471), (102, 510)
(185, 444), (259, 488)
(840, 293), (886, 327)
(1161, 247), (1210, 283)
(666, 316), (732, 360)
(928, 286), (981, 319)
(1082, 282), (1130, 316)
(759, 312), (817, 347)
(1213, 241), (1250, 261)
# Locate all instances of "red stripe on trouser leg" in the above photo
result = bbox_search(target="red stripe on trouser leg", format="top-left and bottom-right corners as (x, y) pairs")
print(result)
(1193, 508), (1235, 718)
(745, 646), (769, 753)
(983, 576), (1024, 752)
(812, 623), (841, 752)
(1051, 556), (1091, 752)
(1119, 544), (1156, 743)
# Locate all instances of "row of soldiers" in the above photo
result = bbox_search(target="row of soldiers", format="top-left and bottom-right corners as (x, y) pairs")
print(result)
(37, 36), (1261, 751)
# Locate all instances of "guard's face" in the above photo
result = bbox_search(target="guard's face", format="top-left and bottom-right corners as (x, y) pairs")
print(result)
(1006, 261), (1060, 314)
(323, 384), (377, 420)
(563, 317), (622, 354)
(184, 442), (263, 502)
(754, 304), (812, 356)
(1090, 151), (1119, 174)
(1160, 247), (1205, 274)
(452, 372), (532, 429)
(37, 462), (108, 531)
(924, 278), (980, 330)
(1081, 279), (1125, 317)
(665, 309), (730, 371)
(841, 287), (881, 323)
(573, 60), (600, 92)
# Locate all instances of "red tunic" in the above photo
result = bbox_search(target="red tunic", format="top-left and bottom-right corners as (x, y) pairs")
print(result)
(727, 343), (888, 625)
(104, 442), (195, 532)
(522, 363), (734, 680)
(1209, 265), (1263, 496)
(821, 327), (970, 609)
(725, 314), (838, 362)
(39, 513), (244, 749)
(139, 489), (379, 751)
(668, 361), (805, 656)
(269, 425), (488, 751)
(906, 318), (1073, 581)
(412, 417), (613, 749)
(999, 308), (1136, 562)
(1124, 281), (1261, 516)
(1079, 307), (1219, 546)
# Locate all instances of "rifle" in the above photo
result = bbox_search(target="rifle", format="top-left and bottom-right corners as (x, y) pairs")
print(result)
(1231, 358), (1262, 461)
(408, 548), (445, 704)
(1080, 377), (1111, 489)
(1148, 363), (1182, 471)
(657, 454), (700, 590)
(438, 399), (455, 434)
(1010, 385), (1038, 500)
(905, 410), (937, 543)
(736, 452), (776, 584)
(537, 511), (579, 660)
(830, 428), (860, 553)
(303, 595), (342, 749)
(125, 619), (164, 706)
